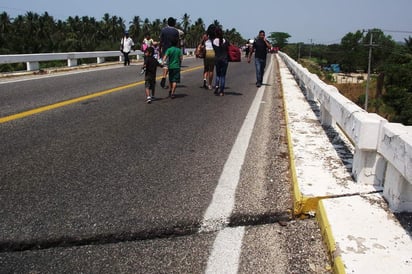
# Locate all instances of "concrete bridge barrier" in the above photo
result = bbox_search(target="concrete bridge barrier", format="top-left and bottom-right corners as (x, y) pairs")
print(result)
(279, 51), (412, 212)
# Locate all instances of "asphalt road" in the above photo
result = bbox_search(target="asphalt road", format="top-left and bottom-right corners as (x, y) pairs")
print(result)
(0, 56), (331, 273)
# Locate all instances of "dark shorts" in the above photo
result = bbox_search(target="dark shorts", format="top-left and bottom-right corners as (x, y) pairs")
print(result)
(145, 78), (155, 90)
(168, 68), (180, 83)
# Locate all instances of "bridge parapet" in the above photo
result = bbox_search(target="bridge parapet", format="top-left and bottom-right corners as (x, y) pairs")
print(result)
(0, 51), (143, 71)
(279, 51), (412, 212)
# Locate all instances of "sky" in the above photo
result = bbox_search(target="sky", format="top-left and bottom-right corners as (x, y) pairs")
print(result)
(1, 0), (412, 44)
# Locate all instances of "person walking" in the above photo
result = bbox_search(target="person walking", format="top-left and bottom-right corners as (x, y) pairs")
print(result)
(212, 27), (229, 96)
(162, 37), (182, 99)
(142, 47), (163, 103)
(120, 31), (135, 66)
(159, 17), (180, 88)
(202, 24), (216, 90)
(247, 30), (271, 87)
(141, 33), (154, 52)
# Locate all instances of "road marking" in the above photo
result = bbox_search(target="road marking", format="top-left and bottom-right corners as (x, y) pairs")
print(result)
(205, 226), (245, 274)
(199, 67), (269, 232)
(202, 59), (272, 273)
(0, 82), (141, 124)
(0, 66), (203, 124)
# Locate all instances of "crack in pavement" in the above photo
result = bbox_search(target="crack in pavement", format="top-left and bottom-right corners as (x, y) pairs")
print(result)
(0, 211), (292, 253)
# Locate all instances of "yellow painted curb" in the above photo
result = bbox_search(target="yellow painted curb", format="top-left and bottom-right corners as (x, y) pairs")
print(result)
(277, 54), (330, 216)
(316, 200), (346, 274)
(278, 55), (310, 216)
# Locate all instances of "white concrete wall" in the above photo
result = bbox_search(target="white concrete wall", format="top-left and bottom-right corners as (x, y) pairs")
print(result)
(279, 51), (412, 212)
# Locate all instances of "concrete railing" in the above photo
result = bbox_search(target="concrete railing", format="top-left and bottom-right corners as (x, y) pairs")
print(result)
(279, 51), (412, 212)
(0, 51), (144, 71)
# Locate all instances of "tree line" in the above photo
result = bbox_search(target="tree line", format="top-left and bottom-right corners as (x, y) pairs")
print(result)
(0, 11), (245, 56)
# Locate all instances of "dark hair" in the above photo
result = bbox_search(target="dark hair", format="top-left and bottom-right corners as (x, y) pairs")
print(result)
(206, 24), (216, 40)
(215, 27), (224, 45)
(167, 17), (176, 26)
(145, 47), (154, 55)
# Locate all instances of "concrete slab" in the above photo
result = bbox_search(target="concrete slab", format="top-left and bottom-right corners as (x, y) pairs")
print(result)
(318, 194), (412, 274)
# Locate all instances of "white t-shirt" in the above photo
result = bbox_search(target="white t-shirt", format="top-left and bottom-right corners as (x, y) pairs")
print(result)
(121, 37), (134, 52)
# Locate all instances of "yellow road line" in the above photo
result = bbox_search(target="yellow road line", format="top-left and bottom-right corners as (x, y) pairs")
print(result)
(0, 65), (203, 124)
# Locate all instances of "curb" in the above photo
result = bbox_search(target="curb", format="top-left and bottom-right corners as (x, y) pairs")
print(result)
(316, 200), (346, 274)
(278, 54), (346, 273)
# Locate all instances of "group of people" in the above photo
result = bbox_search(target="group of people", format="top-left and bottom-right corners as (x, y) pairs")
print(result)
(142, 17), (183, 103)
(199, 27), (272, 94)
(120, 17), (272, 104)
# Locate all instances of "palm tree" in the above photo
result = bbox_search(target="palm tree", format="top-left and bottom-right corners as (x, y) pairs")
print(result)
(181, 13), (190, 34)
(0, 12), (13, 53)
(129, 16), (142, 43)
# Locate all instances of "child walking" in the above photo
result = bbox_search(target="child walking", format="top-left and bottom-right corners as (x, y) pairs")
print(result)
(162, 38), (182, 99)
(142, 47), (163, 103)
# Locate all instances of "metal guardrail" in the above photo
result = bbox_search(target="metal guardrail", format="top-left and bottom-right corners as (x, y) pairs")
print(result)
(0, 48), (196, 72)
(0, 51), (144, 71)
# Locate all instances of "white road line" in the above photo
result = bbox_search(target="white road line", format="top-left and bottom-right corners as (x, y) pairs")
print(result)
(200, 59), (271, 233)
(202, 57), (274, 274)
(204, 226), (245, 274)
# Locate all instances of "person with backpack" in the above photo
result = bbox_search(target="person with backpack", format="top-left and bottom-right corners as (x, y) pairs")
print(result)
(247, 30), (272, 87)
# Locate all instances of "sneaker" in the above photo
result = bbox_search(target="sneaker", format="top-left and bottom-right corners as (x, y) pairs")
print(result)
(208, 85), (213, 90)
(146, 96), (152, 104)
(203, 79), (207, 88)
(160, 77), (166, 88)
(151, 96), (156, 101)
(214, 86), (219, 95)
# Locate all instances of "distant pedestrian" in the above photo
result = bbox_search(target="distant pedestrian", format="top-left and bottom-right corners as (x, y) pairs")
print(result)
(159, 17), (180, 88)
(202, 24), (216, 90)
(120, 31), (135, 66)
(247, 30), (271, 87)
(212, 27), (229, 96)
(142, 47), (163, 103)
(162, 37), (182, 99)
(141, 33), (155, 52)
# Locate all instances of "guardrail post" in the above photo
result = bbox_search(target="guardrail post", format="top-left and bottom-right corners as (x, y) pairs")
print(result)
(97, 57), (105, 64)
(378, 123), (412, 212)
(67, 58), (77, 67)
(351, 114), (387, 186)
(384, 163), (412, 212)
(26, 61), (39, 71)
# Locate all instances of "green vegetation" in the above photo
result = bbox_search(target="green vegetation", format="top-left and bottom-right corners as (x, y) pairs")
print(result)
(0, 11), (245, 68)
(282, 30), (412, 125)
